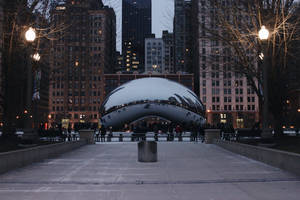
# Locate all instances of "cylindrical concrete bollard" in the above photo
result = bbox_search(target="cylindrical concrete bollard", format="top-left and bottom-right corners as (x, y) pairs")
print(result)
(204, 129), (221, 144)
(138, 141), (157, 162)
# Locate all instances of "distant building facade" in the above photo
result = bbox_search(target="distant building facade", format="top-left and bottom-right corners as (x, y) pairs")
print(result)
(115, 51), (124, 72)
(0, 0), (3, 126)
(122, 0), (152, 73)
(48, 0), (116, 128)
(174, 0), (194, 73)
(194, 0), (259, 128)
(145, 38), (165, 73)
(162, 30), (174, 73)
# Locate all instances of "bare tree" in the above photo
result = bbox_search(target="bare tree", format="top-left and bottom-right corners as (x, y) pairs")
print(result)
(1, 0), (67, 137)
(200, 0), (300, 133)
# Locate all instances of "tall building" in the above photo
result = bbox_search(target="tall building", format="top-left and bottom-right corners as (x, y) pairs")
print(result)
(122, 0), (152, 73)
(115, 51), (124, 72)
(48, 0), (116, 128)
(145, 38), (165, 73)
(174, 0), (193, 73)
(0, 0), (3, 126)
(195, 0), (259, 128)
(162, 30), (174, 73)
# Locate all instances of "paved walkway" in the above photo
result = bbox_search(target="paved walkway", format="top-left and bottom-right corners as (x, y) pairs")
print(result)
(0, 142), (299, 200)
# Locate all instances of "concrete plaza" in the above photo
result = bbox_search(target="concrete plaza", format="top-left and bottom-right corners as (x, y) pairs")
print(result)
(0, 142), (299, 200)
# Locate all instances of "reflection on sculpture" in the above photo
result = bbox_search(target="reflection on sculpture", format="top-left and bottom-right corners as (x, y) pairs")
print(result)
(100, 78), (206, 128)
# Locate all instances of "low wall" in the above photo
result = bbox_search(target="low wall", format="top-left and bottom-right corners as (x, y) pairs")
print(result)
(0, 140), (87, 175)
(214, 140), (300, 177)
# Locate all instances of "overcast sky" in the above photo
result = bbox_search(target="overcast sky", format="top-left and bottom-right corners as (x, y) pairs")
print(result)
(103, 0), (174, 53)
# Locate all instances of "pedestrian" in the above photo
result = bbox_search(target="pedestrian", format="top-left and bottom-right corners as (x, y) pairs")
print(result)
(100, 125), (106, 142)
(95, 129), (100, 142)
(107, 126), (113, 142)
(199, 126), (205, 143)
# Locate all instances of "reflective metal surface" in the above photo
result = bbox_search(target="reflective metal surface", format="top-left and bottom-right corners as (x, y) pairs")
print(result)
(100, 77), (206, 128)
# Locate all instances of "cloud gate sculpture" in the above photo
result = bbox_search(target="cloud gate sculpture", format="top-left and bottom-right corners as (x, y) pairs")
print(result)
(100, 77), (206, 129)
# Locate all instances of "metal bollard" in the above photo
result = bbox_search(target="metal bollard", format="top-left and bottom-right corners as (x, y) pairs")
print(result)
(119, 134), (123, 142)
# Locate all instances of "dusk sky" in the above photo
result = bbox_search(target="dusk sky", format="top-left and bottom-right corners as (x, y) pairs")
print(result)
(103, 0), (174, 53)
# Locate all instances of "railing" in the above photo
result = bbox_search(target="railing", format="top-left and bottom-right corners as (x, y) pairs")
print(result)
(94, 132), (202, 143)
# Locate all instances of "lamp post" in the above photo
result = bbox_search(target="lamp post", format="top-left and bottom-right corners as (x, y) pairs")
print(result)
(258, 26), (272, 138)
(24, 27), (36, 130)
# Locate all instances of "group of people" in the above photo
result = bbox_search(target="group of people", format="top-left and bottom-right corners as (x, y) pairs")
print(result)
(95, 126), (113, 142)
(94, 123), (207, 142)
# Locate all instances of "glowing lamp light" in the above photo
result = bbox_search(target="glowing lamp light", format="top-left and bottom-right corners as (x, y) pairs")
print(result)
(259, 52), (264, 60)
(25, 27), (36, 42)
(32, 53), (41, 61)
(258, 26), (269, 40)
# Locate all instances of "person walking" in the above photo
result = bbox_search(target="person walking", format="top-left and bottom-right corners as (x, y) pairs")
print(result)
(100, 125), (106, 142)
(95, 129), (100, 142)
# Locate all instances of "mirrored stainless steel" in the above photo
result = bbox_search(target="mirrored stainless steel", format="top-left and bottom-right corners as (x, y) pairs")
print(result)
(100, 77), (206, 128)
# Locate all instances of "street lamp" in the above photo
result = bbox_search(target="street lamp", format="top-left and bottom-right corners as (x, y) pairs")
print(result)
(258, 25), (272, 138)
(24, 27), (37, 130)
(258, 26), (269, 40)
(32, 53), (41, 61)
(25, 27), (36, 42)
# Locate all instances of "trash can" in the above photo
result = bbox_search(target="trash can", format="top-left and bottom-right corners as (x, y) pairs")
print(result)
(79, 129), (95, 144)
(204, 129), (221, 144)
(138, 141), (157, 162)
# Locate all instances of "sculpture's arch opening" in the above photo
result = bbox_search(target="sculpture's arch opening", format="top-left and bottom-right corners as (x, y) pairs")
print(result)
(128, 116), (171, 132)
(100, 78), (206, 130)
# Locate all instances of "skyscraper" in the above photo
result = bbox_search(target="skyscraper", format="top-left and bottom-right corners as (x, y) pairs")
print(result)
(48, 0), (116, 128)
(0, 0), (3, 125)
(145, 37), (165, 73)
(174, 0), (193, 73)
(162, 30), (174, 73)
(122, 0), (151, 73)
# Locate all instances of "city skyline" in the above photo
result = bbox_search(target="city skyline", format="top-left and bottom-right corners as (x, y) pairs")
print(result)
(103, 0), (174, 53)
